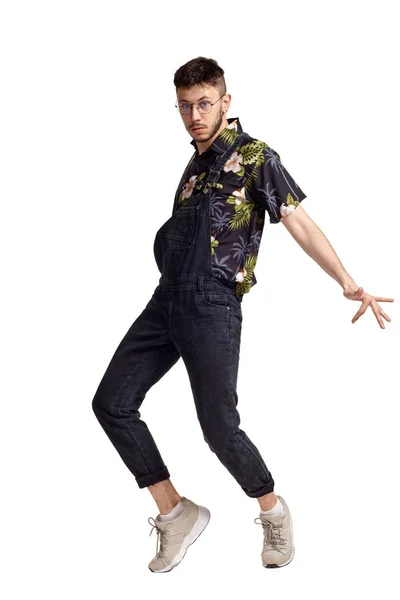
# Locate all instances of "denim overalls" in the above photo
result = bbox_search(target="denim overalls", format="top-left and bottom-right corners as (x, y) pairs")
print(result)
(92, 132), (275, 499)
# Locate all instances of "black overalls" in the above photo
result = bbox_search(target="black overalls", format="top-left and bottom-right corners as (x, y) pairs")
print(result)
(92, 132), (275, 499)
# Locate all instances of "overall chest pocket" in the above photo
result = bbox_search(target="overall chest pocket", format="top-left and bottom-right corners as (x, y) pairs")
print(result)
(176, 206), (197, 233)
(159, 205), (200, 249)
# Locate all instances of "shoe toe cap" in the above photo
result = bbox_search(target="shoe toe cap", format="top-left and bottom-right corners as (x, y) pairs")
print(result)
(148, 556), (169, 571)
(262, 548), (292, 567)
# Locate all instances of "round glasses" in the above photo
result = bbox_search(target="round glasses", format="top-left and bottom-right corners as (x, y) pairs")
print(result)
(175, 93), (226, 115)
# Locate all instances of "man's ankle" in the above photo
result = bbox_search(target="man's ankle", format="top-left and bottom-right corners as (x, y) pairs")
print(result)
(257, 492), (277, 511)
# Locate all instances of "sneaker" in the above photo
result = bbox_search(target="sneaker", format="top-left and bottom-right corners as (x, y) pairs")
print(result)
(147, 497), (211, 573)
(254, 495), (295, 568)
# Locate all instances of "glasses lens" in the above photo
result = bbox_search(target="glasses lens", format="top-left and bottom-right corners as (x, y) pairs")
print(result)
(178, 103), (190, 114)
(198, 101), (211, 113)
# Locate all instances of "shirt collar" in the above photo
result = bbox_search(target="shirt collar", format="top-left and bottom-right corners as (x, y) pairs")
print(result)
(190, 117), (243, 156)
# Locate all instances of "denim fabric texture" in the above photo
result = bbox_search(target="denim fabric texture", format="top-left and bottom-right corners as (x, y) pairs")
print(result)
(92, 131), (275, 498)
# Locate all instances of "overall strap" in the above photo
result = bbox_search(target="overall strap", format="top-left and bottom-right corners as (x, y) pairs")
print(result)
(171, 151), (196, 216)
(172, 131), (248, 211)
(196, 132), (247, 193)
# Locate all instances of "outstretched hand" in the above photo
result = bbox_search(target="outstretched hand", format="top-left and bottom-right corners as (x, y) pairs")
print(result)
(343, 286), (394, 329)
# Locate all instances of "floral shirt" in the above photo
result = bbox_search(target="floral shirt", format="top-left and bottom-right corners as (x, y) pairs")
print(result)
(171, 117), (307, 297)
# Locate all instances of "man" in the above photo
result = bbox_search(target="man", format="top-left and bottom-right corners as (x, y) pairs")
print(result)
(92, 57), (394, 573)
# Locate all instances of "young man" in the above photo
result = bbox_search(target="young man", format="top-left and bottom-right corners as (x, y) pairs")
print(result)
(92, 57), (393, 573)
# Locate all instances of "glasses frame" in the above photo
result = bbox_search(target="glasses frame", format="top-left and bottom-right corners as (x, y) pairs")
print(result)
(175, 93), (226, 115)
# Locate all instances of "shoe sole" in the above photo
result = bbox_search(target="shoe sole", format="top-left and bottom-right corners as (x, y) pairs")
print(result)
(262, 499), (295, 569)
(148, 505), (211, 573)
(263, 545), (295, 568)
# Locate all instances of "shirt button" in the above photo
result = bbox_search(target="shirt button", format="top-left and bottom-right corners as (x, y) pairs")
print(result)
(202, 188), (208, 194)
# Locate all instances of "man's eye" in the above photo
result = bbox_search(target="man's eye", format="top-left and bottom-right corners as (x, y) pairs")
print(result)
(200, 102), (210, 109)
(180, 103), (190, 109)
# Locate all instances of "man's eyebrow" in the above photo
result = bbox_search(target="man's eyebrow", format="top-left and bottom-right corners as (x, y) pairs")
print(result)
(178, 95), (211, 102)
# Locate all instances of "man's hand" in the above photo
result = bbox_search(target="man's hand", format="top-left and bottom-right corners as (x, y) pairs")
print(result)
(282, 208), (395, 329)
(343, 286), (394, 329)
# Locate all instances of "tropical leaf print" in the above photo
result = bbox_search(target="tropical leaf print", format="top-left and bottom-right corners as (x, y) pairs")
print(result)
(178, 171), (207, 204)
(219, 127), (239, 146)
(258, 182), (281, 220)
(244, 145), (268, 192)
(287, 192), (298, 206)
(279, 192), (301, 220)
(238, 140), (268, 166)
(244, 145), (305, 223)
(224, 186), (255, 230)
(172, 116), (306, 297)
(211, 200), (231, 232)
(212, 252), (231, 278)
(249, 229), (262, 254)
(225, 186), (250, 206)
(227, 201), (255, 230)
(235, 254), (258, 296)
(196, 181), (223, 192)
(231, 234), (252, 264)
(266, 189), (301, 222)
(211, 233), (219, 255)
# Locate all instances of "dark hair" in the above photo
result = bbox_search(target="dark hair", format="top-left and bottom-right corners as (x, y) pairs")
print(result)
(173, 57), (226, 95)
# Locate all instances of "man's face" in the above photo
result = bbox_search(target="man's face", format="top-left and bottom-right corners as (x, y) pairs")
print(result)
(176, 84), (228, 144)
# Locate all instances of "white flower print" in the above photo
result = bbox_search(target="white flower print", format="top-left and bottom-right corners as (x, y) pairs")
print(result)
(211, 232), (219, 255)
(232, 187), (248, 205)
(280, 203), (296, 219)
(182, 175), (197, 199)
(223, 151), (243, 173)
(235, 267), (247, 283)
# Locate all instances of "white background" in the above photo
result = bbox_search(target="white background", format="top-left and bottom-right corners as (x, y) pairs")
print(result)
(1, 0), (399, 598)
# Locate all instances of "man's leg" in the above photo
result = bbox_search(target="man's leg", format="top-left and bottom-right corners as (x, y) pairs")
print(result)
(170, 290), (275, 500)
(93, 289), (212, 574)
(92, 290), (181, 494)
(148, 479), (182, 515)
(257, 492), (279, 511)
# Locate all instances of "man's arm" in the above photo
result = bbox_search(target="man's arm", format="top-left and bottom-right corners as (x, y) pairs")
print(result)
(281, 205), (359, 294)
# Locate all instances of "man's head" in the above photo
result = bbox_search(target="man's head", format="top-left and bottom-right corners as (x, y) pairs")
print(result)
(174, 57), (231, 152)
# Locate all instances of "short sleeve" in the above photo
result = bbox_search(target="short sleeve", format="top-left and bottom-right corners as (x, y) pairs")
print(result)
(248, 146), (307, 224)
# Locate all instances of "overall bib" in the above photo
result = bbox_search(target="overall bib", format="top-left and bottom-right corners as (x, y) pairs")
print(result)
(92, 132), (275, 499)
(153, 131), (245, 297)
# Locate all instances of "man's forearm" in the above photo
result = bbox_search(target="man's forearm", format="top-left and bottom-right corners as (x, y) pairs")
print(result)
(286, 219), (359, 293)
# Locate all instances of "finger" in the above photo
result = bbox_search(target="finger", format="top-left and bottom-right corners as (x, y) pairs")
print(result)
(372, 303), (385, 328)
(373, 297), (395, 302)
(352, 305), (367, 323)
(379, 309), (391, 322)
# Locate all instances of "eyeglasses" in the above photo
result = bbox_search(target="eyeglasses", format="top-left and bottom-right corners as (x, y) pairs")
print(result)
(175, 93), (226, 115)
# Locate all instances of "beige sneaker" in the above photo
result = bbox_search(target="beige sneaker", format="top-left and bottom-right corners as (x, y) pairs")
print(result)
(254, 495), (295, 568)
(147, 497), (211, 573)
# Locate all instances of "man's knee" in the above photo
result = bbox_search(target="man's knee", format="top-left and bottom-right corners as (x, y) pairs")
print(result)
(201, 422), (238, 454)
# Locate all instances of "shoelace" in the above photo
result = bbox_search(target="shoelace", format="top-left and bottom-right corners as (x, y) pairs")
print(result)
(254, 517), (287, 553)
(148, 517), (170, 560)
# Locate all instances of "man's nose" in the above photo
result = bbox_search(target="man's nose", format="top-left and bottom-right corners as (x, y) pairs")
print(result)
(190, 104), (202, 118)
